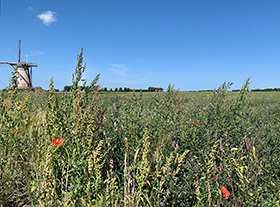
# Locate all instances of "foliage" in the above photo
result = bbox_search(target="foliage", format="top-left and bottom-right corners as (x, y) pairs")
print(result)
(0, 49), (279, 206)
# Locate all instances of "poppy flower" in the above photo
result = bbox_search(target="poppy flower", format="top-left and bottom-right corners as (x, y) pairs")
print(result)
(21, 108), (24, 112)
(48, 179), (51, 182)
(25, 96), (28, 100)
(52, 137), (62, 146)
(13, 129), (19, 133)
(221, 187), (230, 199)
(192, 122), (199, 126)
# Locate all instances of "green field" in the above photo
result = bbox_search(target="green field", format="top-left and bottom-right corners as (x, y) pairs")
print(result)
(1, 58), (279, 206)
(3, 89), (280, 103)
(0, 75), (279, 206)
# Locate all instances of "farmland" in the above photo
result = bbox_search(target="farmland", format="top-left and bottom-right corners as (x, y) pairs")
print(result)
(0, 67), (280, 206)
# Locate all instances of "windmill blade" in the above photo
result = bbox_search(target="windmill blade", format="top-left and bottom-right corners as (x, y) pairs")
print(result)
(23, 67), (32, 87)
(30, 67), (33, 87)
(18, 72), (31, 87)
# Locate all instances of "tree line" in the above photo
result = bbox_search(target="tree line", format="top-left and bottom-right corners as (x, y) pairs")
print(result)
(63, 86), (163, 92)
(231, 88), (280, 92)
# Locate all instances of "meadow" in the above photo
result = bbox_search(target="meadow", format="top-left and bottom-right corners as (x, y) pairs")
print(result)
(0, 51), (279, 206)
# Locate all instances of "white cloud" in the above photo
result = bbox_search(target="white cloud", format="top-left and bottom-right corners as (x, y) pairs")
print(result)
(107, 63), (130, 76)
(28, 6), (34, 11)
(110, 63), (126, 68)
(37, 11), (57, 26)
(25, 51), (45, 57)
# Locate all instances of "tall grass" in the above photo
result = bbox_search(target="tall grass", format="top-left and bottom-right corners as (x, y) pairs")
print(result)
(0, 48), (279, 206)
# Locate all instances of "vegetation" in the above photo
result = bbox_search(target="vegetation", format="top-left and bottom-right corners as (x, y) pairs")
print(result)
(0, 48), (279, 206)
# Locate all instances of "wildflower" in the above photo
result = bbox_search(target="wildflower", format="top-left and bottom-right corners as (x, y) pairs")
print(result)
(130, 172), (134, 177)
(48, 179), (51, 182)
(221, 187), (230, 199)
(52, 137), (62, 146)
(32, 141), (36, 144)
(115, 186), (118, 189)
(240, 148), (243, 151)
(69, 185), (74, 190)
(25, 96), (28, 100)
(160, 202), (165, 206)
(192, 121), (198, 126)
(13, 129), (19, 133)
(37, 136), (40, 139)
(136, 192), (139, 196)
(21, 108), (24, 112)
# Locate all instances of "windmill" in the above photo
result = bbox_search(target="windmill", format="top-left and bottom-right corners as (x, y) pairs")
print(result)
(0, 40), (38, 89)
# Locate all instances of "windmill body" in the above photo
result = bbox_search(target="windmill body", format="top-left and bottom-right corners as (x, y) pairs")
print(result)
(17, 62), (33, 89)
(0, 40), (38, 89)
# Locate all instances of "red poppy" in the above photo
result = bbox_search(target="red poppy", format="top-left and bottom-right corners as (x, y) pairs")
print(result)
(221, 187), (230, 199)
(52, 137), (62, 146)
(21, 108), (24, 112)
(48, 179), (51, 182)
(13, 129), (19, 133)
(192, 122), (199, 126)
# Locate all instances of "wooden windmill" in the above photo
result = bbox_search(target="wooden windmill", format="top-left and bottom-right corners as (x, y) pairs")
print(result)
(0, 40), (38, 89)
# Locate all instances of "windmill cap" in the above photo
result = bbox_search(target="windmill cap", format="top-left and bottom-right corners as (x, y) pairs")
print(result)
(17, 62), (30, 67)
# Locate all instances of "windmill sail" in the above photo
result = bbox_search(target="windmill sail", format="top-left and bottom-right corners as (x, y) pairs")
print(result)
(0, 40), (38, 89)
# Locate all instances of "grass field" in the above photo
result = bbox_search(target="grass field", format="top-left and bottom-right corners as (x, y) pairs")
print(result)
(3, 89), (280, 103)
(0, 62), (279, 206)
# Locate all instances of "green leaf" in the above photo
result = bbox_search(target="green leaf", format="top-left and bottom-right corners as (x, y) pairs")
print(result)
(31, 186), (36, 192)
(115, 194), (123, 198)
(142, 193), (151, 205)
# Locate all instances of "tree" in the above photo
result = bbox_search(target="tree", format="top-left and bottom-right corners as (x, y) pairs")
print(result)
(119, 87), (123, 92)
(104, 87), (107, 91)
(115, 88), (118, 92)
(110, 88), (113, 92)
(148, 87), (164, 92)
(63, 85), (71, 92)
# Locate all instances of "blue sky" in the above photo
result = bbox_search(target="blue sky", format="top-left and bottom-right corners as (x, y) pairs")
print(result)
(1, 0), (280, 91)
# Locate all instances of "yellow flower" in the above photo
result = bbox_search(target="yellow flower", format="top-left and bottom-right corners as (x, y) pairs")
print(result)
(25, 96), (28, 100)
(207, 95), (209, 98)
